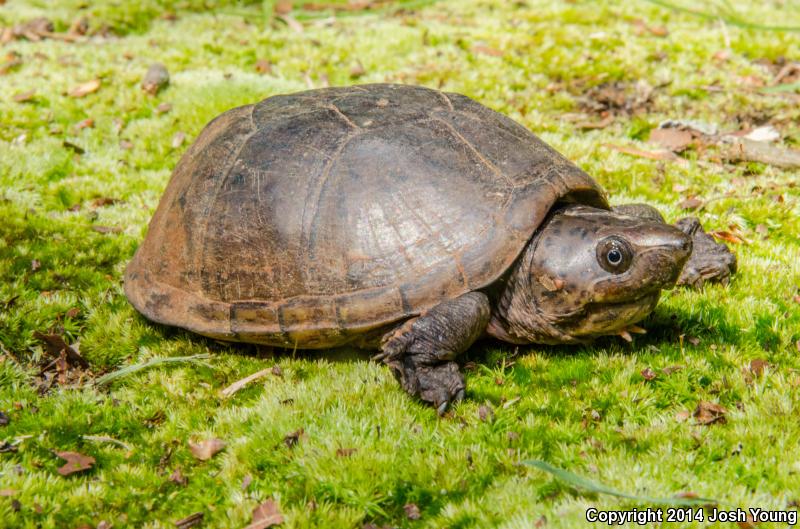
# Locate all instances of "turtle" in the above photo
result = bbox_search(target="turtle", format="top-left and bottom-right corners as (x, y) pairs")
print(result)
(125, 83), (736, 413)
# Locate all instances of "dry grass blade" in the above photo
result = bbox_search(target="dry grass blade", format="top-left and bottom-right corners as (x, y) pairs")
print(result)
(95, 353), (212, 386)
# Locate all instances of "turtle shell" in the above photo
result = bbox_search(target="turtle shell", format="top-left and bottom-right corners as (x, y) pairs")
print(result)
(124, 84), (608, 348)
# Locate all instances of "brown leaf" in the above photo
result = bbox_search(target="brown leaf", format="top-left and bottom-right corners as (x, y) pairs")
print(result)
(241, 474), (252, 490)
(274, 0), (293, 14)
(91, 225), (122, 234)
(75, 118), (94, 130)
(576, 114), (614, 130)
(277, 15), (303, 33)
(679, 196), (703, 210)
(709, 230), (746, 245)
(255, 59), (272, 75)
(640, 367), (656, 381)
(649, 128), (693, 152)
(90, 197), (121, 208)
(188, 438), (226, 461)
(404, 503), (421, 520)
(336, 447), (357, 457)
(175, 512), (204, 529)
(349, 60), (365, 78)
(674, 410), (690, 422)
(119, 139), (134, 150)
(68, 79), (101, 98)
(156, 102), (173, 114)
(0, 489), (16, 496)
(245, 499), (284, 529)
(171, 131), (186, 149)
(56, 450), (95, 476)
(33, 331), (89, 369)
(283, 428), (304, 448)
(749, 359), (769, 376)
(471, 45), (503, 57)
(169, 468), (188, 486)
(13, 90), (35, 103)
(737, 513), (757, 529)
(478, 404), (493, 422)
(693, 401), (727, 425)
(31, 259), (41, 271)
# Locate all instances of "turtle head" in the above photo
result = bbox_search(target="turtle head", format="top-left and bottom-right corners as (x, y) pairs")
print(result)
(489, 205), (692, 344)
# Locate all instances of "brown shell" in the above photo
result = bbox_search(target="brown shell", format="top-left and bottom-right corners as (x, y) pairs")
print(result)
(124, 84), (608, 348)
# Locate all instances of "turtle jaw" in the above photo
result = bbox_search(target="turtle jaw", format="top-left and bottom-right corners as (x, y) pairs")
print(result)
(564, 291), (661, 340)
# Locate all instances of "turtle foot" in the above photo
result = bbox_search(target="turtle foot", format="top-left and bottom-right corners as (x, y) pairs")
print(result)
(675, 217), (737, 288)
(386, 357), (465, 415)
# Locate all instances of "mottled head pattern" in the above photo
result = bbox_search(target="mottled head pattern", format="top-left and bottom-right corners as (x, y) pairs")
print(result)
(489, 205), (692, 344)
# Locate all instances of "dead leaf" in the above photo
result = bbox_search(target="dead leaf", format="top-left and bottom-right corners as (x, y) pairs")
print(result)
(169, 468), (188, 486)
(576, 114), (614, 130)
(471, 45), (503, 57)
(0, 410), (8, 426)
(283, 428), (304, 448)
(478, 404), (494, 422)
(749, 359), (769, 376)
(274, 0), (293, 15)
(13, 90), (35, 103)
(56, 450), (95, 476)
(737, 513), (757, 529)
(33, 331), (89, 369)
(241, 474), (252, 490)
(142, 63), (169, 95)
(674, 410), (690, 422)
(68, 79), (101, 98)
(640, 367), (656, 381)
(349, 60), (365, 78)
(156, 102), (173, 114)
(74, 118), (94, 131)
(68, 16), (89, 36)
(255, 59), (272, 75)
(188, 438), (225, 461)
(120, 139), (134, 150)
(244, 499), (284, 529)
(220, 367), (273, 398)
(336, 447), (357, 457)
(709, 230), (746, 245)
(631, 18), (668, 37)
(404, 503), (421, 520)
(0, 489), (16, 496)
(171, 131), (186, 149)
(91, 225), (122, 234)
(89, 197), (119, 209)
(679, 196), (703, 210)
(693, 401), (727, 425)
(175, 512), (204, 529)
(30, 259), (41, 271)
(63, 140), (85, 154)
(649, 128), (693, 152)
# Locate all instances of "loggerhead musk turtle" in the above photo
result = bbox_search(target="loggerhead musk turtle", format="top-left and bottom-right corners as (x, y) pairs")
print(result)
(125, 84), (736, 413)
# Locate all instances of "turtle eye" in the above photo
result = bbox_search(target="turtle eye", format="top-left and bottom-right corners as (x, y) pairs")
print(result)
(596, 237), (633, 273)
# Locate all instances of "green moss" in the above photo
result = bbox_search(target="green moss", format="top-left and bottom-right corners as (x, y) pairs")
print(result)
(1, 0), (800, 527)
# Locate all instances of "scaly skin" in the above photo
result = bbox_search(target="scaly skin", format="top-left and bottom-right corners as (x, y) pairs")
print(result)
(380, 205), (736, 412)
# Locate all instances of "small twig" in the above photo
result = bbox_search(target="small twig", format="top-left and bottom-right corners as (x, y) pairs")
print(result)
(220, 367), (274, 398)
(95, 354), (212, 387)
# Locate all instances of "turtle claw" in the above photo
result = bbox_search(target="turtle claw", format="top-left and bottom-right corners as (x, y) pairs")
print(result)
(386, 357), (466, 413)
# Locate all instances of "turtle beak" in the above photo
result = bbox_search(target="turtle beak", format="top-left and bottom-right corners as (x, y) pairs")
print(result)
(641, 226), (692, 288)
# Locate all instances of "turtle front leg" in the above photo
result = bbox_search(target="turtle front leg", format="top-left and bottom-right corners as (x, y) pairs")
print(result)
(613, 204), (737, 288)
(376, 292), (490, 415)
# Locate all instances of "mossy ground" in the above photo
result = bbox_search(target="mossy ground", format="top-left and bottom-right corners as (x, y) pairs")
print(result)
(1, 1), (800, 527)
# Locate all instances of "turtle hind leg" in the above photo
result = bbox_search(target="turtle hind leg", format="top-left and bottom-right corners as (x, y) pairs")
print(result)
(674, 217), (737, 288)
(377, 292), (491, 415)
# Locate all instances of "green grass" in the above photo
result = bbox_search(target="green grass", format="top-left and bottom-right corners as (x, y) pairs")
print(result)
(2, 0), (800, 527)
